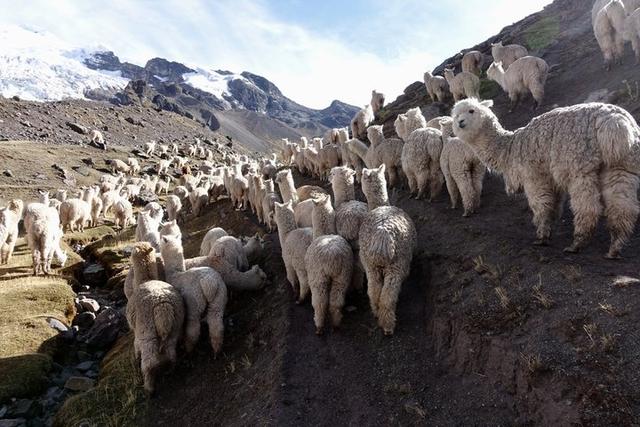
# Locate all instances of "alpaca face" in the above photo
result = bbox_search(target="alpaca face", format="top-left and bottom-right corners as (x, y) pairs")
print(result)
(452, 99), (494, 142)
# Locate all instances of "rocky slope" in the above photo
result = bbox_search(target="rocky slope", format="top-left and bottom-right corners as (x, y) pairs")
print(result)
(377, 0), (640, 136)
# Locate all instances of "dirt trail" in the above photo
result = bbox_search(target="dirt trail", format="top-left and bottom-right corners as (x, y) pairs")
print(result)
(144, 171), (640, 425)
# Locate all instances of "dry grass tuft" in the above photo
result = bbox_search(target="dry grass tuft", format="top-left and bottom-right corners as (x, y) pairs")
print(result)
(520, 352), (543, 374)
(494, 287), (511, 310)
(473, 255), (503, 281)
(583, 323), (598, 348)
(612, 276), (640, 288)
(532, 275), (553, 309)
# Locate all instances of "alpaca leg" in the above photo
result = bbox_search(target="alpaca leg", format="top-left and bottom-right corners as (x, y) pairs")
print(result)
(428, 167), (444, 202)
(564, 176), (602, 253)
(140, 342), (161, 394)
(206, 305), (225, 354)
(184, 315), (201, 353)
(509, 92), (521, 113)
(472, 167), (485, 210)
(352, 258), (366, 291)
(297, 266), (310, 304)
(377, 266), (407, 336)
(458, 172), (476, 217)
(165, 336), (179, 365)
(406, 171), (417, 197)
(522, 176), (556, 245)
(310, 275), (329, 335)
(1, 244), (7, 264)
(601, 169), (639, 259)
(530, 83), (545, 110)
(284, 259), (299, 295)
(443, 169), (460, 209)
(329, 269), (352, 329)
(614, 34), (625, 65)
(416, 171), (429, 200)
(363, 262), (383, 318)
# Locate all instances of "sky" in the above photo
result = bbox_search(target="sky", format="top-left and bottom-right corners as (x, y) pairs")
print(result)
(1, 0), (551, 109)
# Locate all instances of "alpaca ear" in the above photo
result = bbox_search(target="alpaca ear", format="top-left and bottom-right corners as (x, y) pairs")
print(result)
(481, 100), (494, 108)
(378, 164), (386, 174)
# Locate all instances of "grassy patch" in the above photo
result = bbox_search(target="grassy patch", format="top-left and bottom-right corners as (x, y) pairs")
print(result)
(0, 276), (75, 402)
(523, 16), (560, 51)
(64, 224), (117, 246)
(54, 334), (147, 427)
(479, 78), (502, 100)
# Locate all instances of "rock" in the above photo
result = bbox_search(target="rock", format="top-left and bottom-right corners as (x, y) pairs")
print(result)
(85, 370), (98, 379)
(75, 361), (94, 372)
(43, 386), (64, 407)
(34, 173), (47, 180)
(3, 169), (13, 177)
(134, 190), (158, 206)
(125, 116), (143, 126)
(9, 399), (33, 417)
(72, 166), (92, 176)
(141, 165), (156, 175)
(66, 122), (88, 135)
(79, 298), (100, 313)
(76, 351), (91, 362)
(64, 376), (95, 392)
(19, 120), (31, 127)
(0, 405), (7, 418)
(81, 158), (95, 166)
(73, 311), (96, 329)
(131, 149), (150, 160)
(47, 318), (68, 332)
(60, 326), (78, 343)
(11, 95), (20, 101)
(83, 307), (126, 349)
(82, 263), (107, 287)
(0, 419), (26, 427)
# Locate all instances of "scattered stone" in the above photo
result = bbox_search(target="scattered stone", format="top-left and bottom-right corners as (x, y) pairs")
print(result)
(0, 419), (26, 427)
(76, 351), (91, 362)
(47, 318), (68, 333)
(9, 399), (33, 417)
(83, 307), (126, 349)
(345, 305), (357, 313)
(0, 405), (7, 418)
(66, 122), (88, 135)
(125, 116), (143, 126)
(35, 173), (47, 180)
(72, 165), (91, 176)
(134, 190), (158, 206)
(584, 88), (614, 103)
(79, 298), (100, 313)
(82, 263), (107, 287)
(81, 158), (95, 167)
(64, 376), (95, 392)
(11, 95), (20, 101)
(73, 311), (96, 329)
(3, 169), (13, 177)
(85, 370), (98, 379)
(19, 120), (31, 128)
(75, 361), (94, 372)
(60, 326), (78, 343)
(130, 149), (150, 159)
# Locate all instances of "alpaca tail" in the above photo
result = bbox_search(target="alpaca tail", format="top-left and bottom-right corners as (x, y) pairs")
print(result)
(368, 230), (396, 263)
(598, 111), (640, 166)
(153, 301), (178, 345)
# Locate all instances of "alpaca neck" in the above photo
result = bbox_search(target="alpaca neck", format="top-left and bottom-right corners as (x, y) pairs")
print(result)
(349, 139), (369, 161)
(133, 256), (158, 286)
(491, 68), (507, 91)
(468, 123), (513, 173)
(312, 205), (336, 239)
(332, 181), (355, 207)
(163, 248), (186, 273)
(366, 186), (389, 210)
(276, 212), (297, 247)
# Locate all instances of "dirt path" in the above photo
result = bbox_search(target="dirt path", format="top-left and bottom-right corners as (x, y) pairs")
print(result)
(144, 172), (640, 425)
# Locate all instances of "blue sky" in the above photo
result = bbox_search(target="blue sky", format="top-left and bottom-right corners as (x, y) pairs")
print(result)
(1, 0), (551, 108)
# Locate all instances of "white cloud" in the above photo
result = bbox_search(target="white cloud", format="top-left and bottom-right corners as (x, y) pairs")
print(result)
(0, 0), (551, 108)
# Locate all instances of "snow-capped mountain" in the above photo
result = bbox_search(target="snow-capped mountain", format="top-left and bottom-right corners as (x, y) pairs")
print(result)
(0, 25), (358, 141)
(0, 25), (128, 101)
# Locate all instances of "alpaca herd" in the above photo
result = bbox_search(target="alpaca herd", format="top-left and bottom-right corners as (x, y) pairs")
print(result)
(1, 0), (640, 397)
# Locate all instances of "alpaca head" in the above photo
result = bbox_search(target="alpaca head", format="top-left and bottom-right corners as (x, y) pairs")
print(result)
(491, 41), (504, 48)
(330, 166), (355, 188)
(451, 98), (496, 143)
(486, 61), (504, 81)
(367, 125), (385, 146)
(160, 234), (182, 257)
(275, 169), (291, 185)
(160, 220), (181, 238)
(443, 68), (455, 79)
(371, 90), (385, 110)
(423, 71), (433, 81)
(362, 164), (387, 198)
(394, 114), (408, 140)
(37, 190), (50, 204)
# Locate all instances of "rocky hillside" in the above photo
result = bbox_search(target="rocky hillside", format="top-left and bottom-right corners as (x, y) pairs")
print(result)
(377, 0), (640, 135)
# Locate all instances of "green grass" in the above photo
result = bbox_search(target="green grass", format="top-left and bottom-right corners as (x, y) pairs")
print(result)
(479, 78), (502, 100)
(524, 16), (560, 51)
(54, 334), (147, 427)
(0, 276), (76, 402)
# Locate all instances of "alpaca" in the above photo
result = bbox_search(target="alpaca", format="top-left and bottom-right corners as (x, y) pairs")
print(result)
(593, 0), (627, 69)
(368, 125), (405, 188)
(625, 7), (640, 63)
(424, 71), (449, 103)
(444, 68), (480, 102)
(59, 198), (91, 232)
(439, 121), (486, 217)
(461, 50), (484, 75)
(490, 41), (529, 69)
(401, 125), (445, 200)
(166, 195), (183, 223)
(0, 199), (23, 264)
(487, 57), (549, 111)
(274, 201), (314, 303)
(359, 169), (416, 335)
(351, 104), (374, 139)
(371, 90), (385, 116)
(361, 165), (390, 210)
(27, 207), (67, 275)
(160, 235), (228, 353)
(452, 98), (640, 258)
(275, 169), (300, 205)
(199, 227), (228, 256)
(305, 195), (353, 334)
(126, 243), (184, 394)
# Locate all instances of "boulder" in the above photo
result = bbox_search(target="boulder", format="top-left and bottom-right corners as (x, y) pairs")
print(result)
(82, 307), (126, 349)
(73, 311), (96, 329)
(82, 263), (107, 287)
(66, 122), (88, 135)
